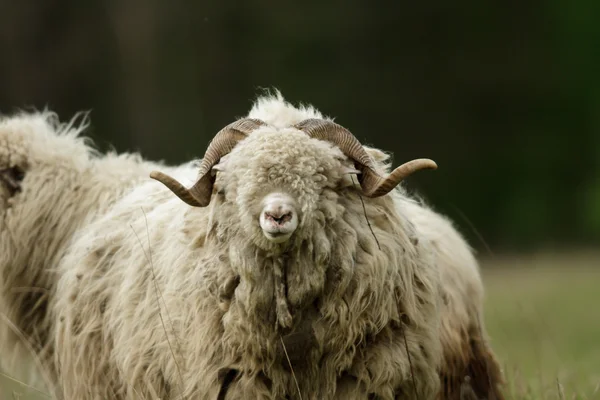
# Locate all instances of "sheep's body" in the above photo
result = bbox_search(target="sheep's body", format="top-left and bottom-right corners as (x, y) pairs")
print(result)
(0, 112), (170, 389)
(397, 198), (504, 398)
(0, 95), (503, 399)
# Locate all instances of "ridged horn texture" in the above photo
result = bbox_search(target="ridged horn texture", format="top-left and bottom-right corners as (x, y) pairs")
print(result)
(293, 118), (438, 198)
(150, 118), (266, 207)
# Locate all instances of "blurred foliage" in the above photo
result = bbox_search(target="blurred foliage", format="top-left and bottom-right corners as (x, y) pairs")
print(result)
(0, 0), (598, 252)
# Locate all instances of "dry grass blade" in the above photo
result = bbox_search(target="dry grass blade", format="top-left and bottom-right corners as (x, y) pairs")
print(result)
(0, 372), (51, 398)
(556, 378), (566, 400)
(131, 221), (186, 400)
(279, 335), (303, 400)
(141, 208), (185, 358)
(352, 175), (381, 250)
(0, 312), (56, 399)
(402, 326), (420, 400)
(450, 204), (494, 257)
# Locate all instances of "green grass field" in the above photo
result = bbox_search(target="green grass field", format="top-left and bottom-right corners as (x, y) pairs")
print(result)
(481, 252), (600, 399)
(2, 252), (599, 399)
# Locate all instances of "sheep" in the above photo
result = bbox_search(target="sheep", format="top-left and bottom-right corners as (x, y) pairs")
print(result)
(0, 93), (504, 399)
(0, 111), (168, 391)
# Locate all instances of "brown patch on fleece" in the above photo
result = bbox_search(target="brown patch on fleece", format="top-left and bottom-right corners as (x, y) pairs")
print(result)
(438, 325), (505, 400)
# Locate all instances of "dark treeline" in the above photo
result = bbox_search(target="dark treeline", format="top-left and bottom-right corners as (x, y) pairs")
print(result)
(1, 0), (598, 253)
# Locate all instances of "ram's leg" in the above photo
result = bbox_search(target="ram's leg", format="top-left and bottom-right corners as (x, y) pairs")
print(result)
(438, 323), (505, 400)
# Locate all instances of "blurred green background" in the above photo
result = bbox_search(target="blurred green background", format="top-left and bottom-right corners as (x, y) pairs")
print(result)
(1, 0), (599, 253)
(1, 3), (600, 398)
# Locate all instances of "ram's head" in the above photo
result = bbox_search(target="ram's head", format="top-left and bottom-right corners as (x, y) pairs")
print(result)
(151, 119), (437, 246)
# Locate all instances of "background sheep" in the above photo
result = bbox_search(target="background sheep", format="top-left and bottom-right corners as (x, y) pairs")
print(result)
(0, 111), (170, 390)
(0, 94), (504, 399)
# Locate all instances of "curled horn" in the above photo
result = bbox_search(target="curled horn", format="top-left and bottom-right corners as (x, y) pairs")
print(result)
(150, 118), (266, 207)
(293, 119), (437, 198)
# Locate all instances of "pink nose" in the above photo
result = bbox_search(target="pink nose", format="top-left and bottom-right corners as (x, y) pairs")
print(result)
(264, 210), (293, 226)
(259, 193), (299, 242)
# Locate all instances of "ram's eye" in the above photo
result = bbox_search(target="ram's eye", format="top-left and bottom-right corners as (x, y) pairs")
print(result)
(0, 166), (25, 196)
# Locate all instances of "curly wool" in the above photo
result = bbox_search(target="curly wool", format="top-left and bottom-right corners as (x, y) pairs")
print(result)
(0, 94), (503, 399)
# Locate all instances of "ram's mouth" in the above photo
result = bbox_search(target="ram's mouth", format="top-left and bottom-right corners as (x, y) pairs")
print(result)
(266, 231), (286, 237)
(263, 230), (293, 243)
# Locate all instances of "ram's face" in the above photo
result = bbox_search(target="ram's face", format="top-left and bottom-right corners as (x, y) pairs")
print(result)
(212, 128), (358, 246)
(150, 116), (437, 246)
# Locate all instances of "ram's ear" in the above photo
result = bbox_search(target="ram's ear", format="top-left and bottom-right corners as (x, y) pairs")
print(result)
(211, 155), (229, 175)
(338, 163), (361, 189)
(211, 162), (225, 173)
(341, 165), (361, 175)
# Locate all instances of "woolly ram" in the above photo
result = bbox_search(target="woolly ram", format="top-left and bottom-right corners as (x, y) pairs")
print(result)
(0, 93), (504, 399)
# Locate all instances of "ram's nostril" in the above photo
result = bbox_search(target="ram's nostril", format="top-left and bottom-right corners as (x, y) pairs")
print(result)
(265, 211), (293, 225)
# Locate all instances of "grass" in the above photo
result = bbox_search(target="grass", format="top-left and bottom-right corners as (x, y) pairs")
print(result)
(481, 251), (600, 399)
(1, 252), (599, 399)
